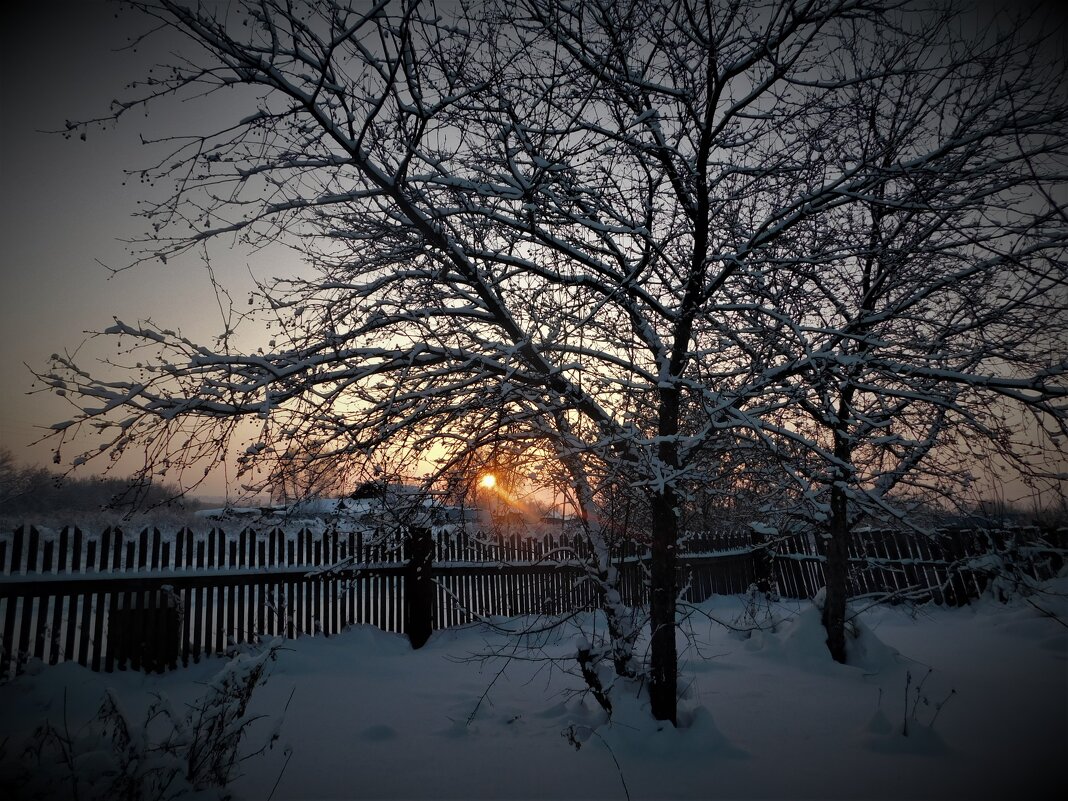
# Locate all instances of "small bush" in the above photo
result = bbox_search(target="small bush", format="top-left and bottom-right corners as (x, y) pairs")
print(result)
(2, 642), (288, 800)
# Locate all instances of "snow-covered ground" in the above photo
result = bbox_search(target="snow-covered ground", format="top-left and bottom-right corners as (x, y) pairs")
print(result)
(1, 581), (1064, 800)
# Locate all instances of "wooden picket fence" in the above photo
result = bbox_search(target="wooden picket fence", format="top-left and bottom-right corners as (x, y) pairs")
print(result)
(765, 525), (1065, 605)
(0, 525), (602, 679)
(0, 523), (1062, 680)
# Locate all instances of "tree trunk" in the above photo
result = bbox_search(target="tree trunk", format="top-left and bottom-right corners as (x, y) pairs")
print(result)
(404, 526), (435, 649)
(557, 440), (637, 678)
(822, 483), (850, 664)
(594, 562), (638, 678)
(648, 491), (678, 724)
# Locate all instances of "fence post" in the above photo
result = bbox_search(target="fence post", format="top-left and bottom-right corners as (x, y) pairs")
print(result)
(750, 537), (776, 597)
(108, 589), (181, 673)
(404, 526), (434, 649)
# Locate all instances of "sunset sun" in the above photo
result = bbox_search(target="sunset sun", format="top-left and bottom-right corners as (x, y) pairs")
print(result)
(479, 473), (497, 490)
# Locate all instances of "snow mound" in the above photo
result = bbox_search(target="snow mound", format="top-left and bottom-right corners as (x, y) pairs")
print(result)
(862, 705), (952, 756)
(748, 602), (902, 676)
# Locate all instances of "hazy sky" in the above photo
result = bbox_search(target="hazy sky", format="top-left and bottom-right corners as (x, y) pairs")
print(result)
(1, 1), (284, 496)
(1, 0), (1065, 500)
(2, 4), (191, 453)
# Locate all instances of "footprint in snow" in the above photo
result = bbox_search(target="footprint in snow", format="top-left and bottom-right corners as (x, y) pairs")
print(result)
(360, 724), (398, 741)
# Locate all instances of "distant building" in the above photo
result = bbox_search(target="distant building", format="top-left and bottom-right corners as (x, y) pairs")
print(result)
(196, 484), (481, 531)
(194, 480), (586, 537)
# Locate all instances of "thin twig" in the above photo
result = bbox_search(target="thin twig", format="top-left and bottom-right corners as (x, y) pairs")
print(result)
(1024, 596), (1068, 629)
(467, 659), (510, 726)
(267, 747), (293, 801)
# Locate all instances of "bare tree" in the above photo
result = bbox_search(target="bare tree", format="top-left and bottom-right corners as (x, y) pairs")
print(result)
(0, 449), (24, 508)
(744, 8), (1068, 661)
(37, 0), (1067, 724)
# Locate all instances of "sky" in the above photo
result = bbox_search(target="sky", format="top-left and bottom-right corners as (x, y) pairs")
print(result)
(1, 0), (287, 498)
(1, 0), (1066, 502)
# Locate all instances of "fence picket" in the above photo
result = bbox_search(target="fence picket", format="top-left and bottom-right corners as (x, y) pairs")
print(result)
(1, 597), (16, 674)
(26, 528), (40, 574)
(48, 590), (64, 666)
(77, 591), (94, 667)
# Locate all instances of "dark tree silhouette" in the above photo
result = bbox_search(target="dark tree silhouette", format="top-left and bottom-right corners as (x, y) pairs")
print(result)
(37, 0), (1067, 723)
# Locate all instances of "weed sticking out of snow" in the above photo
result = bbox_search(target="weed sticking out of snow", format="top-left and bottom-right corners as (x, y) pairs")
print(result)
(0, 642), (290, 801)
(861, 668), (956, 756)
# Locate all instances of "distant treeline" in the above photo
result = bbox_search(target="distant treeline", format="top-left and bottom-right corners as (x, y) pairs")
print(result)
(0, 450), (196, 516)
